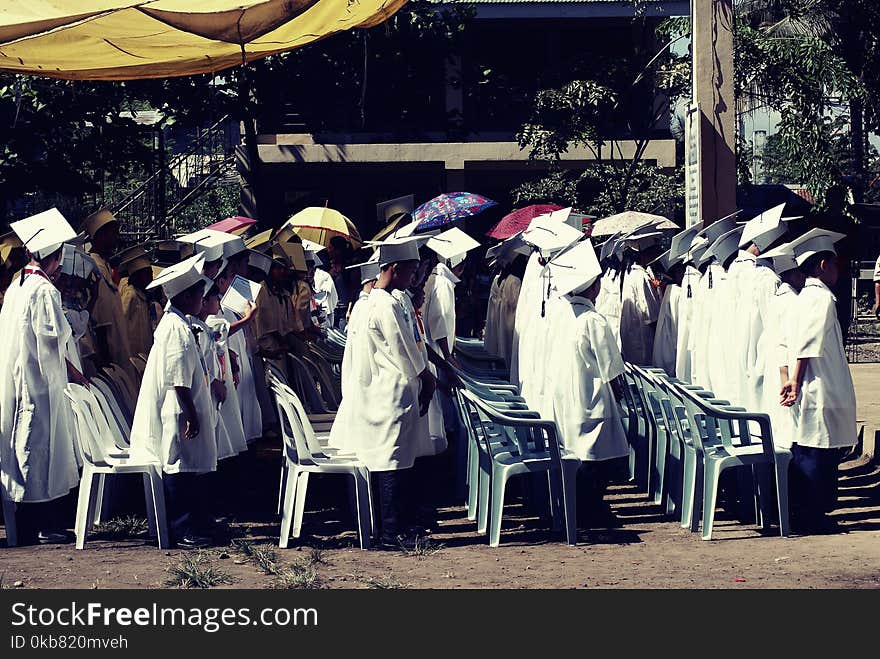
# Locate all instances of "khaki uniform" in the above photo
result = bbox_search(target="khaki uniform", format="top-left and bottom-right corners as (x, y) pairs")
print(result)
(119, 277), (154, 359)
(290, 280), (314, 334)
(89, 252), (133, 374)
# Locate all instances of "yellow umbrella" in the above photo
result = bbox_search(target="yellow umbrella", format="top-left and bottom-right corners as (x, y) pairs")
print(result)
(0, 1), (407, 80)
(286, 207), (362, 249)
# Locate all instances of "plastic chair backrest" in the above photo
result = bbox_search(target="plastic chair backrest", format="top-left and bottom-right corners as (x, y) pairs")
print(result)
(271, 385), (316, 465)
(64, 385), (111, 467)
(271, 381), (326, 457)
(265, 362), (288, 388)
(88, 382), (131, 449)
(672, 383), (775, 458)
(101, 365), (136, 412)
(286, 352), (330, 414)
(129, 356), (147, 381)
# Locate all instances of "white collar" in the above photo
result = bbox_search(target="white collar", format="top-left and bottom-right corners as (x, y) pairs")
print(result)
(567, 294), (595, 309)
(433, 262), (460, 285)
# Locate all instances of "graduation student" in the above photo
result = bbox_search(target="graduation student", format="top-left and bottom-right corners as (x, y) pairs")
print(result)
(780, 229), (856, 533)
(753, 245), (806, 449)
(618, 225), (663, 366)
(327, 237), (436, 548)
(303, 241), (339, 329)
(687, 214), (737, 389)
(343, 258), (380, 332)
(545, 239), (630, 528)
(130, 254), (218, 548)
(594, 233), (625, 349)
(117, 245), (158, 363)
(649, 248), (684, 376)
(0, 231), (28, 309)
(674, 234), (706, 382)
(56, 244), (101, 376)
(483, 234), (527, 367)
(0, 209), (84, 544)
(513, 213), (584, 413)
(82, 209), (134, 376)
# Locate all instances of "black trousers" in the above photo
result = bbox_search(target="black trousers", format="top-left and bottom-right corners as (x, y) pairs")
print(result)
(370, 469), (412, 540)
(14, 499), (68, 543)
(790, 444), (840, 520)
(163, 472), (210, 539)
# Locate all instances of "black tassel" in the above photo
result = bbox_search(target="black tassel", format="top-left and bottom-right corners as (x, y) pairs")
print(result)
(541, 299), (546, 318)
(708, 268), (713, 289)
(687, 282), (692, 299)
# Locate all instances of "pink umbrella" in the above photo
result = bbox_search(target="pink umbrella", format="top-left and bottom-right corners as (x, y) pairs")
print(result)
(485, 204), (562, 240)
(206, 216), (257, 235)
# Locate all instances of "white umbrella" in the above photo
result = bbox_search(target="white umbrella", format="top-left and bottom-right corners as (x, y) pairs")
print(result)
(590, 211), (679, 237)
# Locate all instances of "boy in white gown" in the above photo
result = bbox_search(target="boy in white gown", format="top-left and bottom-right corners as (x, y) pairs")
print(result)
(131, 255), (217, 548)
(545, 240), (629, 527)
(0, 209), (83, 544)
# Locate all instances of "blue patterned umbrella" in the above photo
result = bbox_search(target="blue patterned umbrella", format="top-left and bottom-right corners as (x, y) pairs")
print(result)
(412, 192), (498, 233)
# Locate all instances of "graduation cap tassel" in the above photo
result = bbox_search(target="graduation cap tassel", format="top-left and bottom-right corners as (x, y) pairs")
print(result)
(687, 281), (692, 298)
(708, 268), (713, 289)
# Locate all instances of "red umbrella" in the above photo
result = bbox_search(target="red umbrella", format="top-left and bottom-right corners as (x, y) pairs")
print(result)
(485, 204), (562, 240)
(207, 216), (257, 235)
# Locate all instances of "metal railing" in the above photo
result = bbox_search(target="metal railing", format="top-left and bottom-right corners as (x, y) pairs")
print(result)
(108, 115), (239, 243)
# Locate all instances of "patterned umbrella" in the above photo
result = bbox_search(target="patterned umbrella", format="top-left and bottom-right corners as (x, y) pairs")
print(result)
(412, 192), (497, 233)
(485, 204), (563, 240)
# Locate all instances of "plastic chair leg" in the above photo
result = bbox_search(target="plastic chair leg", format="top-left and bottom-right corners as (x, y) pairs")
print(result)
(147, 469), (170, 550)
(680, 449), (695, 528)
(356, 467), (376, 537)
(75, 467), (98, 550)
(689, 454), (704, 533)
(701, 460), (722, 541)
(142, 473), (157, 540)
(2, 496), (17, 547)
(466, 441), (479, 521)
(278, 464), (299, 548)
(560, 462), (579, 546)
(292, 471), (310, 539)
(488, 468), (510, 548)
(774, 458), (791, 538)
(547, 470), (563, 532)
(352, 470), (372, 551)
(477, 456), (491, 535)
(652, 429), (667, 506)
(665, 438), (682, 517)
(92, 474), (109, 526)
(277, 458), (287, 516)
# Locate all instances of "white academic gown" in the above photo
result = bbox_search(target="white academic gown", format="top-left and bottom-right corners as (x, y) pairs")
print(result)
(704, 267), (738, 399)
(790, 279), (857, 449)
(395, 289), (445, 457)
(620, 264), (660, 366)
(495, 273), (522, 368)
(689, 263), (724, 390)
(422, 263), (458, 353)
(328, 288), (426, 471)
(723, 251), (758, 405)
(483, 274), (502, 358)
(222, 307), (262, 442)
(206, 314), (248, 458)
(130, 306), (217, 474)
(594, 268), (623, 350)
(312, 268), (338, 328)
(547, 295), (629, 462)
(675, 265), (700, 382)
(519, 256), (555, 412)
(740, 260), (781, 412)
(651, 284), (680, 376)
(0, 269), (80, 503)
(763, 282), (798, 448)
(509, 252), (542, 388)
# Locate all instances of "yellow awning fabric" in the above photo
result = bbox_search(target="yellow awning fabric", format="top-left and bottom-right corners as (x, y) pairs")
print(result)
(0, 0), (407, 80)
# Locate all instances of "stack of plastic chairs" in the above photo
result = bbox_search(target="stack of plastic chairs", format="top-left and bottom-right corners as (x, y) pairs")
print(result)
(64, 383), (169, 549)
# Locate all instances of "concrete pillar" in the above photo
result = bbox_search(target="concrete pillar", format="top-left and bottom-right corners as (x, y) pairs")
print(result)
(691, 0), (737, 222)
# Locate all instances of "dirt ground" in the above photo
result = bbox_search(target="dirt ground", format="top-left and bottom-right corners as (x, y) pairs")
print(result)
(2, 365), (879, 590)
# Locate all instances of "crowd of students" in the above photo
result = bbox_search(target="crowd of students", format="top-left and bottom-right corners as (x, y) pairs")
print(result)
(484, 205), (857, 534)
(0, 198), (858, 550)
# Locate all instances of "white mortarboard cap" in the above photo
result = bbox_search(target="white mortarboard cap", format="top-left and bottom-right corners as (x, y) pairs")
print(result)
(376, 194), (415, 224)
(179, 229), (240, 262)
(738, 203), (792, 250)
(545, 240), (602, 298)
(599, 232), (623, 262)
(368, 235), (426, 267)
(649, 249), (674, 270)
(427, 227), (480, 263)
(760, 242), (801, 273)
(11, 208), (77, 260)
(147, 254), (206, 299)
(669, 227), (699, 262)
(774, 228), (846, 266)
(221, 235), (247, 259)
(248, 249), (273, 275)
(704, 225), (744, 266)
(60, 244), (99, 280)
(686, 236), (710, 265)
(486, 233), (526, 267)
(521, 215), (583, 253)
(344, 259), (380, 285)
(696, 210), (740, 244)
(622, 225), (664, 251)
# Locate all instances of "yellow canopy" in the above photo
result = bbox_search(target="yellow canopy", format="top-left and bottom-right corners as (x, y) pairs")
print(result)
(0, 0), (407, 80)
(286, 207), (363, 249)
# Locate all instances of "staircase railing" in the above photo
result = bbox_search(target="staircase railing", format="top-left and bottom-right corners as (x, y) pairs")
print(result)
(108, 115), (238, 243)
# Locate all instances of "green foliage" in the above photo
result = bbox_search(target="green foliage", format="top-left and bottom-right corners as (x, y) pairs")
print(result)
(165, 552), (233, 589)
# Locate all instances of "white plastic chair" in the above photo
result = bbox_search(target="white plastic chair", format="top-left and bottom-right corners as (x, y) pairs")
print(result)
(272, 386), (372, 550)
(89, 378), (131, 448)
(64, 384), (169, 549)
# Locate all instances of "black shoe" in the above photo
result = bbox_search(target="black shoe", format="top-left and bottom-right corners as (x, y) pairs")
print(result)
(37, 530), (74, 545)
(176, 534), (212, 549)
(376, 533), (417, 551)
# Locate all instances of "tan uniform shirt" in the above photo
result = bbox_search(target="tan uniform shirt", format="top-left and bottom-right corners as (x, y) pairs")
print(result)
(119, 277), (154, 359)
(89, 252), (133, 375)
(290, 280), (314, 335)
